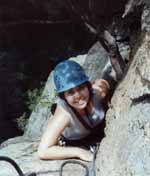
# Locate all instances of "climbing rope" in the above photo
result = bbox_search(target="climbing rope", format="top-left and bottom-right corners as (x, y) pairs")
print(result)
(89, 144), (98, 176)
(0, 156), (36, 176)
(59, 144), (99, 176)
(59, 160), (89, 176)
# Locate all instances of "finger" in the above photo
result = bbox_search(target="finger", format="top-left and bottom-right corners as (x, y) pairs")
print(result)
(94, 79), (110, 89)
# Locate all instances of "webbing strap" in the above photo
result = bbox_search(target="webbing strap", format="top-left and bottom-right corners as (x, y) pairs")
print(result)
(75, 110), (93, 131)
(89, 145), (98, 176)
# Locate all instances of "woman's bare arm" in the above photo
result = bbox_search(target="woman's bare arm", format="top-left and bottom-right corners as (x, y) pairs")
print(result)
(38, 105), (93, 161)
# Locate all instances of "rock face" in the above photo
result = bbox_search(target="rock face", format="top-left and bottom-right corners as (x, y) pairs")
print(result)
(96, 4), (150, 176)
(0, 136), (88, 176)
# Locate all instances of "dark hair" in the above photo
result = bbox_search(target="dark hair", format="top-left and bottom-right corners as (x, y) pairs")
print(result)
(51, 103), (57, 115)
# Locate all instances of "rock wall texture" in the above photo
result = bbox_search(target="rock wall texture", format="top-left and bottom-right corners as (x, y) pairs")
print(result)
(96, 4), (150, 176)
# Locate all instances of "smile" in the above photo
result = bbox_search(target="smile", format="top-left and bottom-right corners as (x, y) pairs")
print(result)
(75, 100), (87, 106)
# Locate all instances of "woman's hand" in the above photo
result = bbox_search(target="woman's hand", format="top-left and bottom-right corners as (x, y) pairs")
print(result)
(78, 149), (93, 162)
(92, 79), (110, 99)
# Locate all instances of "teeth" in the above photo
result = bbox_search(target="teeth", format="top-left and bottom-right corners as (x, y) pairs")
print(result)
(74, 99), (87, 106)
(78, 101), (85, 105)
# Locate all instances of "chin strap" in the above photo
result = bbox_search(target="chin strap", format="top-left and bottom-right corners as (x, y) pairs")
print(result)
(0, 156), (36, 176)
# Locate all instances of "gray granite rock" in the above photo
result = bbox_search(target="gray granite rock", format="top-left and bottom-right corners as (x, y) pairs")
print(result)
(96, 5), (150, 175)
(0, 138), (91, 176)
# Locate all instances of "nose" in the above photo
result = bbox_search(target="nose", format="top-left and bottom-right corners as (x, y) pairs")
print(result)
(74, 91), (81, 99)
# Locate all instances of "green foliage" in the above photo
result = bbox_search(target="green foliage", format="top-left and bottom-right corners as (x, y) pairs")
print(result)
(26, 87), (44, 111)
(16, 86), (45, 131)
(18, 82), (56, 132)
(16, 112), (28, 131)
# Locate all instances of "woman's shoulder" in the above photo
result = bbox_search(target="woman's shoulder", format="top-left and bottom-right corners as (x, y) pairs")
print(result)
(51, 97), (70, 115)
(48, 104), (71, 129)
(53, 103), (71, 119)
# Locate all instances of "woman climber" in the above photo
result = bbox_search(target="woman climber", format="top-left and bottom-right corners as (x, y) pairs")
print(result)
(38, 60), (109, 161)
(38, 31), (125, 162)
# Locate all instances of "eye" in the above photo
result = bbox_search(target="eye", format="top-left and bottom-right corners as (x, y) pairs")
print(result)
(65, 89), (74, 96)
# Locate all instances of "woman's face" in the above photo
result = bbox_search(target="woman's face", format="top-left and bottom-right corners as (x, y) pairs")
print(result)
(64, 83), (90, 110)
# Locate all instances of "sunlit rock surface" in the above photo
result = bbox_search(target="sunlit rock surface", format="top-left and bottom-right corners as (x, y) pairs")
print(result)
(96, 6), (150, 175)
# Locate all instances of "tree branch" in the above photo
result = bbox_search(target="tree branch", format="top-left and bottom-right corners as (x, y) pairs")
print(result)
(0, 19), (71, 27)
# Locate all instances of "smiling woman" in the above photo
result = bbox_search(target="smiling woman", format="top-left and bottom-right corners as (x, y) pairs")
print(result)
(38, 60), (110, 161)
(64, 83), (90, 110)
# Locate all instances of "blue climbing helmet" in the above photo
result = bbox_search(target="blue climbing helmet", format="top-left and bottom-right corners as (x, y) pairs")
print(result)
(53, 60), (89, 93)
